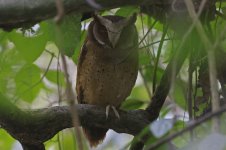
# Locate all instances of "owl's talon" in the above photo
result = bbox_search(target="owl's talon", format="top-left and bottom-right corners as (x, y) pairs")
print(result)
(105, 105), (120, 119)
(106, 105), (110, 119)
(111, 106), (120, 119)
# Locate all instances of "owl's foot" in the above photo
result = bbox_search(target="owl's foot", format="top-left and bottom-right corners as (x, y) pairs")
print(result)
(106, 105), (120, 119)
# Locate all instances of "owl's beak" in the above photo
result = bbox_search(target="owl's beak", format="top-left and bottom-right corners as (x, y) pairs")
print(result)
(107, 28), (122, 48)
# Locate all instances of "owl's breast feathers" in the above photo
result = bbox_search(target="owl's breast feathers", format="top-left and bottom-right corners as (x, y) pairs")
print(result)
(76, 38), (138, 107)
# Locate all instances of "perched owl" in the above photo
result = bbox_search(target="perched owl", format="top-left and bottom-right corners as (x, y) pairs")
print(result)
(76, 14), (138, 147)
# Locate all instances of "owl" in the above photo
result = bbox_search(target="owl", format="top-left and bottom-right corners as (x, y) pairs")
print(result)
(76, 13), (138, 147)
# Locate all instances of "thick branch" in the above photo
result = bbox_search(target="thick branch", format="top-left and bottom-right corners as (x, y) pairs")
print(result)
(0, 0), (173, 29)
(146, 43), (189, 120)
(146, 105), (226, 150)
(0, 94), (150, 146)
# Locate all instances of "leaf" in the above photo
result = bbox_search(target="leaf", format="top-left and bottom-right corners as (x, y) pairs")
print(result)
(130, 85), (150, 100)
(121, 98), (144, 110)
(139, 50), (151, 65)
(55, 14), (81, 57)
(45, 70), (65, 86)
(173, 80), (186, 109)
(115, 6), (139, 17)
(0, 129), (15, 150)
(62, 129), (77, 150)
(222, 6), (226, 15)
(150, 119), (175, 138)
(9, 30), (46, 63)
(0, 47), (23, 94)
(0, 29), (7, 42)
(15, 64), (43, 102)
(72, 31), (87, 64)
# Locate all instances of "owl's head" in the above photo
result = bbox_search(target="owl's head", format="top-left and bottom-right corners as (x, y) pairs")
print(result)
(91, 14), (137, 48)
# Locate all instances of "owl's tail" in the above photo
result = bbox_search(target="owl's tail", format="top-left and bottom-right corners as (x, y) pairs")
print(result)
(83, 126), (108, 147)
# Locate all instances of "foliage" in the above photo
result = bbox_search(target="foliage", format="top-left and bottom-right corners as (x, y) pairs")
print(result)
(1, 2), (226, 150)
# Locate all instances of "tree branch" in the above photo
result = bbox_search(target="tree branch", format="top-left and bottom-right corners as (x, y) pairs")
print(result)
(146, 105), (226, 150)
(146, 42), (189, 120)
(0, 0), (173, 30)
(2, 0), (217, 30)
(0, 94), (150, 147)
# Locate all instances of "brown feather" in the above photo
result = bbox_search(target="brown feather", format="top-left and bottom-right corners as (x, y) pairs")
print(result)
(76, 14), (138, 147)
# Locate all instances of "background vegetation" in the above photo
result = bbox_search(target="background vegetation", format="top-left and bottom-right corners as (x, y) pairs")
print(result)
(1, 0), (226, 150)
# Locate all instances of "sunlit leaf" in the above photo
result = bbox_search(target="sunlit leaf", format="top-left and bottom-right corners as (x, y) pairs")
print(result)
(9, 30), (46, 63)
(58, 14), (81, 57)
(45, 70), (65, 87)
(0, 129), (15, 150)
(172, 80), (186, 109)
(139, 50), (151, 65)
(130, 86), (150, 100)
(121, 98), (144, 110)
(15, 64), (43, 102)
(0, 48), (23, 94)
(72, 30), (87, 64)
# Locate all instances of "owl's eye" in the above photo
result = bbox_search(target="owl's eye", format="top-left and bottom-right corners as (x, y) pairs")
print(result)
(106, 29), (121, 34)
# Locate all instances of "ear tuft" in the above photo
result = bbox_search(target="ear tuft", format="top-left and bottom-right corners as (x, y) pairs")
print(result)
(93, 13), (112, 26)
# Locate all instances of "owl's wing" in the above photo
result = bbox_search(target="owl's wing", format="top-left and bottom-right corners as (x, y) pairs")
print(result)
(76, 40), (88, 104)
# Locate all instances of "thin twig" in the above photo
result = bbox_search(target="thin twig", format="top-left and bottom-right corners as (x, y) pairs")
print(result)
(184, 0), (220, 132)
(216, 10), (226, 20)
(13, 53), (54, 102)
(188, 49), (194, 140)
(61, 54), (84, 150)
(54, 0), (65, 23)
(57, 51), (63, 103)
(54, 0), (84, 147)
(145, 105), (226, 150)
(139, 39), (171, 49)
(85, 0), (102, 9)
(188, 50), (193, 120)
(139, 69), (152, 99)
(152, 25), (168, 93)
(56, 51), (63, 150)
(138, 19), (157, 46)
(57, 132), (63, 150)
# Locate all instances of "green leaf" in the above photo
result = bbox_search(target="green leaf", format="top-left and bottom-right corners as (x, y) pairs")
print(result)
(72, 31), (87, 64)
(0, 129), (15, 150)
(62, 129), (77, 150)
(115, 6), (139, 17)
(15, 64), (43, 102)
(45, 70), (65, 87)
(55, 14), (81, 57)
(121, 98), (144, 110)
(0, 47), (23, 94)
(130, 85), (150, 100)
(173, 80), (186, 109)
(0, 29), (7, 42)
(139, 50), (151, 65)
(9, 30), (46, 63)
(222, 6), (226, 15)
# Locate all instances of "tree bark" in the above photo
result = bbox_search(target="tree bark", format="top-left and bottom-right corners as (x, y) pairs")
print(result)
(0, 0), (174, 30)
(0, 94), (150, 146)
